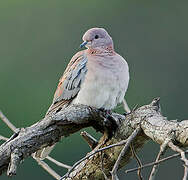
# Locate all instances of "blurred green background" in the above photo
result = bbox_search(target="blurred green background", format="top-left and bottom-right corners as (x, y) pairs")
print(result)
(0, 0), (188, 179)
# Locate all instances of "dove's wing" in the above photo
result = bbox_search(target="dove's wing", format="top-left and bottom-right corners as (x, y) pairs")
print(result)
(46, 50), (88, 115)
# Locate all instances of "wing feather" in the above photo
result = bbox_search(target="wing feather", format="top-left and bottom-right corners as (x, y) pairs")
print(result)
(46, 50), (87, 115)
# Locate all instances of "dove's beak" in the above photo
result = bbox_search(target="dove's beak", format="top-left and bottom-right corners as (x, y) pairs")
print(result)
(80, 41), (88, 48)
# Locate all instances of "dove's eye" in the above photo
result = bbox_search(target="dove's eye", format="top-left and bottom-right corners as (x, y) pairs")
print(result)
(95, 35), (99, 39)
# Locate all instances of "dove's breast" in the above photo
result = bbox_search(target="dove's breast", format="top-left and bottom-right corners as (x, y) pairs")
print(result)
(72, 53), (129, 110)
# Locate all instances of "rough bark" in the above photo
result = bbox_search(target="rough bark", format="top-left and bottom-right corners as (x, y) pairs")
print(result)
(0, 98), (188, 179)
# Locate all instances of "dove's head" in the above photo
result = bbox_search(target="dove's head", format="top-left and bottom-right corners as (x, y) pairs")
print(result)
(81, 28), (113, 49)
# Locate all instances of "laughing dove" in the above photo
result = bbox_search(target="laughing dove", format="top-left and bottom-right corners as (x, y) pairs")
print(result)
(34, 27), (130, 159)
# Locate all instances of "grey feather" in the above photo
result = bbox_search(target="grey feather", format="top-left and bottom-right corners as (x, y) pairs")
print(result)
(54, 54), (88, 102)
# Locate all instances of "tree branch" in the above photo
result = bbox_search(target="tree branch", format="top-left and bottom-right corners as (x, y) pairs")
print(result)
(0, 98), (188, 179)
(80, 131), (98, 149)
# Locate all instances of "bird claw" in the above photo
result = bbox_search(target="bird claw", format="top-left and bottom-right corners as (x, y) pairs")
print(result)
(99, 108), (112, 115)
(99, 108), (118, 140)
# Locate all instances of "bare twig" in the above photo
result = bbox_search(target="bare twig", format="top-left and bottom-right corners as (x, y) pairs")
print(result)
(35, 158), (61, 180)
(125, 150), (188, 174)
(62, 139), (128, 179)
(122, 99), (131, 113)
(149, 141), (168, 180)
(132, 104), (139, 113)
(46, 156), (71, 169)
(80, 131), (98, 149)
(0, 135), (8, 141)
(111, 127), (141, 180)
(130, 144), (143, 180)
(0, 110), (18, 133)
(168, 141), (188, 180)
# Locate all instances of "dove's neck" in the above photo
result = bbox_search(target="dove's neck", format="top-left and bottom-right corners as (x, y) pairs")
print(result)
(87, 45), (115, 56)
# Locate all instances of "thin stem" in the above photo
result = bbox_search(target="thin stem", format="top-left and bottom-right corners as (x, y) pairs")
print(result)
(46, 156), (71, 169)
(168, 141), (188, 180)
(149, 143), (167, 180)
(0, 135), (8, 141)
(122, 99), (131, 113)
(125, 153), (180, 174)
(80, 131), (98, 149)
(130, 144), (143, 180)
(35, 158), (61, 180)
(111, 127), (141, 180)
(62, 139), (128, 179)
(0, 111), (17, 133)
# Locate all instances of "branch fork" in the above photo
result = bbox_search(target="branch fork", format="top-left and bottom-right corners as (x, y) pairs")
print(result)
(1, 98), (188, 180)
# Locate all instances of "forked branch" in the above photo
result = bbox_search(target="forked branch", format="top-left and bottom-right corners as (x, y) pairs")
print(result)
(0, 98), (188, 180)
